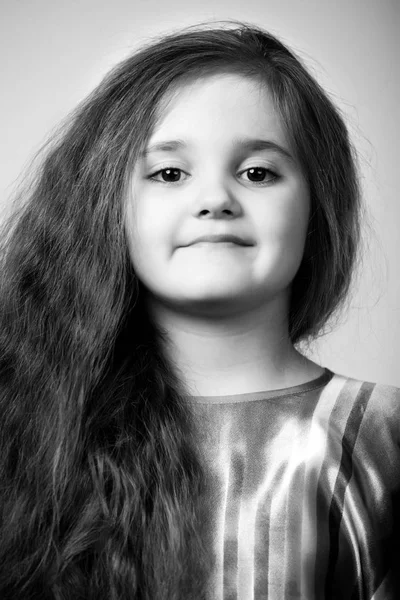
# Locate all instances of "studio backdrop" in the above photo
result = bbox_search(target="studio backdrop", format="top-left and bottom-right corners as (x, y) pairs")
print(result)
(1, 0), (398, 385)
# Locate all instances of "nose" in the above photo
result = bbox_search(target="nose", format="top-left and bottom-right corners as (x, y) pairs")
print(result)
(192, 180), (242, 219)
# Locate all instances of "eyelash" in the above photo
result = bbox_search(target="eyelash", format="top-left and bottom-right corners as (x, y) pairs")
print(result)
(147, 166), (279, 186)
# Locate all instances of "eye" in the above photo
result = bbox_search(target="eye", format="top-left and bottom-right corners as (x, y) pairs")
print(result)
(148, 168), (188, 184)
(239, 167), (279, 185)
(147, 166), (279, 186)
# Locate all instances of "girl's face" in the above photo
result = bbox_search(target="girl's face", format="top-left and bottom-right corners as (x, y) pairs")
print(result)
(126, 73), (310, 317)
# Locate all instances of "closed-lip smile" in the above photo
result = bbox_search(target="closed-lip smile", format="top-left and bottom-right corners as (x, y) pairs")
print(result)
(187, 234), (253, 246)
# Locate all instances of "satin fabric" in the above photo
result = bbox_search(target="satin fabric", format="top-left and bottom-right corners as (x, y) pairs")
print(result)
(186, 369), (400, 599)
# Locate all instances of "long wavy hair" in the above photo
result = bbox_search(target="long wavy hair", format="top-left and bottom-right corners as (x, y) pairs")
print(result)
(0, 20), (362, 599)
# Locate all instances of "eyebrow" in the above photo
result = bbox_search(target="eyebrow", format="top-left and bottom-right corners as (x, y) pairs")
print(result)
(141, 137), (295, 162)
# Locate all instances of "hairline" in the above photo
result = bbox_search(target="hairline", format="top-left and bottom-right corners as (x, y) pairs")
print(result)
(143, 65), (302, 169)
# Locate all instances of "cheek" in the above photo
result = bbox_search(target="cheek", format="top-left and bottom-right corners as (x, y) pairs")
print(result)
(261, 186), (309, 248)
(282, 202), (309, 249)
(255, 187), (310, 284)
(132, 188), (174, 241)
(125, 195), (171, 280)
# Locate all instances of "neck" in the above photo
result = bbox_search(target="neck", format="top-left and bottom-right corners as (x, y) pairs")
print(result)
(145, 291), (323, 396)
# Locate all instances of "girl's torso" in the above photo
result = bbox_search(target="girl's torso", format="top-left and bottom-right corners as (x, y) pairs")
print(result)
(186, 370), (400, 600)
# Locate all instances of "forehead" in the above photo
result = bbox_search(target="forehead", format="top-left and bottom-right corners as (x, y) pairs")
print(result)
(150, 73), (287, 143)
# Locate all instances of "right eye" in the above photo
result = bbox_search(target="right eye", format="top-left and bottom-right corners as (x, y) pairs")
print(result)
(147, 168), (189, 184)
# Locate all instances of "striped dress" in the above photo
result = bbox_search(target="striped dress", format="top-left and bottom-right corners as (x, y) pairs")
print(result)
(186, 369), (400, 599)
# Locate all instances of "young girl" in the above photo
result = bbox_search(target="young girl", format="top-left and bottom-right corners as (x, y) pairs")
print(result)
(0, 20), (398, 600)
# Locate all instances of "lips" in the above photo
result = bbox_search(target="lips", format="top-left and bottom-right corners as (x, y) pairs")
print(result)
(187, 234), (253, 246)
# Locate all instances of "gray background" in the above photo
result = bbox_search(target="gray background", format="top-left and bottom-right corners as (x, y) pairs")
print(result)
(1, 0), (398, 385)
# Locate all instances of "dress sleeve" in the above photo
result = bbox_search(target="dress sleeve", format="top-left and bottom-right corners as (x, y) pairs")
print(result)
(352, 383), (400, 598)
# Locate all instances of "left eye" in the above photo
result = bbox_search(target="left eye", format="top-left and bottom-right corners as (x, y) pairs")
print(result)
(148, 166), (278, 185)
(240, 167), (278, 184)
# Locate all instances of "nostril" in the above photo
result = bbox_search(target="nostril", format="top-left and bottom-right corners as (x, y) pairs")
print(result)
(198, 209), (234, 217)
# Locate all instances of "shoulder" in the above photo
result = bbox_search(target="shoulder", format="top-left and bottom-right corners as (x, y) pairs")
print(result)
(330, 370), (400, 410)
(326, 370), (400, 444)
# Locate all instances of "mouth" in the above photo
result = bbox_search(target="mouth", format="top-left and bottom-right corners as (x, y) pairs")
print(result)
(190, 241), (250, 248)
(187, 234), (253, 247)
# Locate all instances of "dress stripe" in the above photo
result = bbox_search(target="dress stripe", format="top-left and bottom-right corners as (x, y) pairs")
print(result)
(324, 382), (375, 599)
